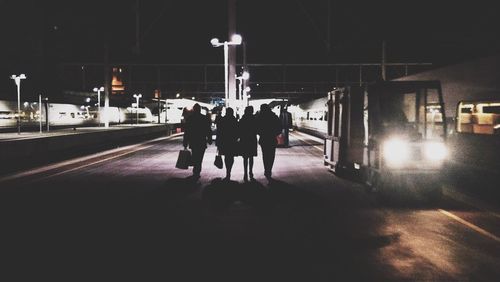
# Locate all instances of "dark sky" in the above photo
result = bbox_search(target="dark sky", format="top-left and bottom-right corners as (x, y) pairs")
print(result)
(1, 0), (499, 99)
(2, 0), (499, 64)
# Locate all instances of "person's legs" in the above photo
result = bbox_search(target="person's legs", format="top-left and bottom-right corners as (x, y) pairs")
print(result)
(249, 157), (254, 180)
(262, 145), (276, 178)
(243, 157), (249, 181)
(224, 155), (234, 180)
(191, 147), (206, 177)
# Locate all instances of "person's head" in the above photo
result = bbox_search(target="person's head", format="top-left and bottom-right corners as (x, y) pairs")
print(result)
(260, 103), (270, 113)
(244, 106), (254, 116)
(192, 103), (201, 113)
(225, 107), (234, 117)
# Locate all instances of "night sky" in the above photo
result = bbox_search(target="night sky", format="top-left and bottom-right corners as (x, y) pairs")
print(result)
(1, 0), (499, 99)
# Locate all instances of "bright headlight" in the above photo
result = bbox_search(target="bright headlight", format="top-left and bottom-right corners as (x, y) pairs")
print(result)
(424, 142), (447, 161)
(383, 138), (410, 167)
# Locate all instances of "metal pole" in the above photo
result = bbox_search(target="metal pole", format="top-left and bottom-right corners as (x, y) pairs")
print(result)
(382, 40), (386, 81)
(45, 98), (49, 132)
(224, 42), (229, 107)
(98, 90), (101, 126)
(16, 82), (21, 135)
(136, 97), (139, 125)
(39, 94), (42, 133)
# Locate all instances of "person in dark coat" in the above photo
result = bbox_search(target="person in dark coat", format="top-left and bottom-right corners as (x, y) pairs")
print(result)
(183, 103), (212, 179)
(256, 103), (282, 180)
(216, 107), (239, 180)
(238, 106), (258, 182)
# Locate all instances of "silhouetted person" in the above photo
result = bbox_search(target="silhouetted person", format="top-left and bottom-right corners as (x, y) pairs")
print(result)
(256, 104), (282, 180)
(216, 107), (239, 180)
(279, 105), (293, 147)
(183, 103), (212, 179)
(238, 106), (258, 182)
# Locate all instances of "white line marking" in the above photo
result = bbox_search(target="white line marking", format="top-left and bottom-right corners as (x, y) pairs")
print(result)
(438, 209), (500, 243)
(443, 186), (500, 219)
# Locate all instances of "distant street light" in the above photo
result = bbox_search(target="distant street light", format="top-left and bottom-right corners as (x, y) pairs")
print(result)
(236, 71), (250, 108)
(176, 93), (181, 98)
(10, 74), (27, 135)
(243, 86), (251, 106)
(93, 86), (104, 126)
(133, 93), (142, 125)
(210, 34), (242, 107)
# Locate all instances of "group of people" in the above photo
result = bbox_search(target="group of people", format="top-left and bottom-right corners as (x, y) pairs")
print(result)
(182, 103), (282, 182)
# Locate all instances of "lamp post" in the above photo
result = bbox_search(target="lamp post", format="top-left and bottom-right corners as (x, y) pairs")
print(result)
(243, 86), (251, 106)
(93, 86), (104, 126)
(235, 71), (249, 106)
(210, 34), (242, 107)
(10, 74), (26, 135)
(133, 93), (142, 125)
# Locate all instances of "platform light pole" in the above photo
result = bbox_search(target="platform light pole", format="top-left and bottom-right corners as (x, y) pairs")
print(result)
(243, 86), (251, 106)
(39, 94), (42, 133)
(210, 34), (242, 108)
(93, 86), (104, 126)
(133, 93), (142, 125)
(10, 74), (26, 135)
(236, 71), (249, 102)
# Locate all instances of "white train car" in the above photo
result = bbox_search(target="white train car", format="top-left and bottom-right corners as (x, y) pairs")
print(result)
(289, 97), (328, 137)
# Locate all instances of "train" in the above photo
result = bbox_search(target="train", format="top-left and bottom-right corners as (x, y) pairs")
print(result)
(0, 99), (154, 129)
(289, 56), (500, 198)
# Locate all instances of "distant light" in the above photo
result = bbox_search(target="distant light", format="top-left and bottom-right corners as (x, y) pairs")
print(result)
(53, 26), (58, 30)
(86, 98), (91, 103)
(191, 97), (195, 100)
(231, 34), (242, 45)
(81, 66), (84, 70)
(241, 71), (250, 80)
(176, 93), (180, 98)
(244, 86), (251, 92)
(256, 83), (260, 86)
(80, 106), (85, 110)
(247, 95), (251, 98)
(23, 102), (29, 107)
(210, 38), (220, 46)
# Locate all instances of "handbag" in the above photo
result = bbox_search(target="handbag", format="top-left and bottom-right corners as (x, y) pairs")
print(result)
(214, 151), (223, 169)
(175, 149), (192, 169)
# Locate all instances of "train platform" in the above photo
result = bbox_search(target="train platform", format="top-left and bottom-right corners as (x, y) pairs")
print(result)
(0, 131), (498, 281)
(0, 124), (167, 142)
(0, 124), (172, 175)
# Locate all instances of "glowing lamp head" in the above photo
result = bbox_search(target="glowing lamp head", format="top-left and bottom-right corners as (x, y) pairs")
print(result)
(231, 34), (242, 45)
(210, 38), (220, 46)
(241, 71), (250, 80)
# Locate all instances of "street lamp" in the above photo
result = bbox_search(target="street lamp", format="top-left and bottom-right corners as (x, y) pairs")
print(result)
(243, 86), (251, 106)
(236, 71), (249, 104)
(10, 74), (27, 135)
(133, 93), (142, 125)
(93, 86), (104, 126)
(210, 34), (242, 107)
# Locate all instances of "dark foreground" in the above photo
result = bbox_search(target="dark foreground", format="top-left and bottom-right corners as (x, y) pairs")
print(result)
(1, 132), (499, 281)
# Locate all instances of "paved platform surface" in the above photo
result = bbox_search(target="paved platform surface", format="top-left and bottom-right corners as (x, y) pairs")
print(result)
(0, 131), (498, 281)
(0, 124), (165, 142)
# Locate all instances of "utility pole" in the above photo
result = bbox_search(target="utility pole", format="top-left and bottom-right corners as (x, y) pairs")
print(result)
(135, 0), (141, 55)
(228, 0), (237, 104)
(104, 44), (111, 128)
(326, 0), (331, 57)
(381, 40), (387, 81)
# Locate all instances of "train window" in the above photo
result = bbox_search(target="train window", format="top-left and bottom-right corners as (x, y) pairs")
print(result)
(483, 105), (500, 114)
(457, 101), (500, 135)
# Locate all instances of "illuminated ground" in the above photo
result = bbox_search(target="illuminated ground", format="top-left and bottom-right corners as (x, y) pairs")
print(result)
(0, 132), (498, 281)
